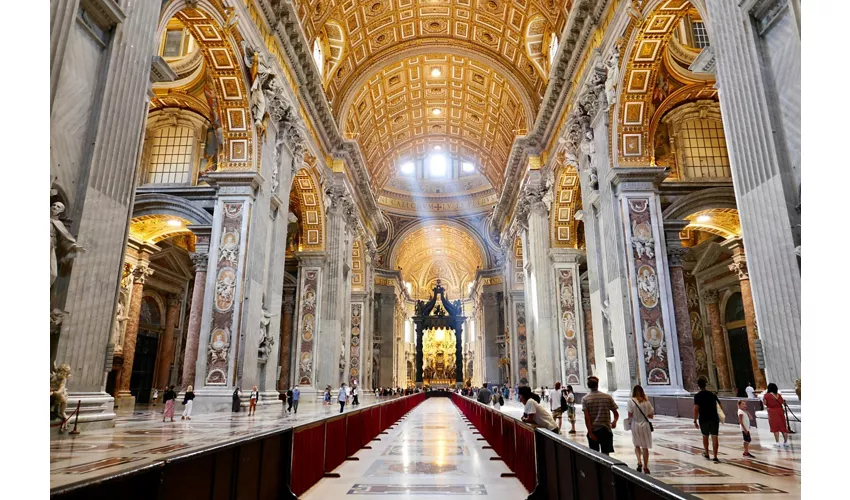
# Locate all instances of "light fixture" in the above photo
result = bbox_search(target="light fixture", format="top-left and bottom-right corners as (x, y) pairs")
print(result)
(432, 108), (441, 116)
(696, 215), (711, 223)
(431, 67), (442, 77)
(167, 219), (183, 227)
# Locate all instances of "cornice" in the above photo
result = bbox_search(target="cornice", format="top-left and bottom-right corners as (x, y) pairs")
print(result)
(492, 0), (606, 232)
(258, 0), (385, 233)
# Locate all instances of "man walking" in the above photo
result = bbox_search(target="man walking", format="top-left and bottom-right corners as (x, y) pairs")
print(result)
(582, 376), (619, 455)
(352, 384), (360, 406)
(693, 378), (722, 462)
(292, 385), (300, 414)
(338, 383), (348, 413)
(477, 383), (492, 405)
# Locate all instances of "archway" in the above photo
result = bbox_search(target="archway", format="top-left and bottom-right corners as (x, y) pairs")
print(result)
(724, 292), (754, 398)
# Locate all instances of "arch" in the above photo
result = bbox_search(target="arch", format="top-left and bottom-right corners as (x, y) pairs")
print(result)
(388, 219), (490, 270)
(289, 167), (325, 251)
(157, 1), (254, 170)
(524, 14), (554, 81)
(550, 163), (582, 248)
(132, 193), (214, 227)
(615, 0), (715, 165)
(662, 187), (737, 219)
(339, 51), (532, 190)
(140, 291), (166, 328)
(128, 214), (196, 250)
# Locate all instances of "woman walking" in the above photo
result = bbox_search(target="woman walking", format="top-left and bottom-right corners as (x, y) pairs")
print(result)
(162, 385), (176, 423)
(628, 385), (655, 473)
(323, 386), (332, 406)
(181, 385), (195, 420)
(248, 386), (259, 416)
(763, 383), (790, 448)
(565, 385), (577, 434)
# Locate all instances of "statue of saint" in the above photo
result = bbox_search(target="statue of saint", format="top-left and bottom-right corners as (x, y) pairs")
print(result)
(50, 201), (85, 288)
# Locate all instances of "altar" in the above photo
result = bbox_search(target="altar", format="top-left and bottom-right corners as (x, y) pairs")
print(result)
(413, 280), (466, 389)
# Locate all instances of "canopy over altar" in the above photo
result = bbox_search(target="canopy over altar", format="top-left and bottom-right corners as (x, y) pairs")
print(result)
(413, 280), (466, 388)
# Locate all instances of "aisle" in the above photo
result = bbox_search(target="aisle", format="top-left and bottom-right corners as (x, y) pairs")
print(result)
(301, 397), (527, 498)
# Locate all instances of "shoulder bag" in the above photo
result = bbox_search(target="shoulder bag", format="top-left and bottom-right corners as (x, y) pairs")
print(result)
(632, 398), (654, 432)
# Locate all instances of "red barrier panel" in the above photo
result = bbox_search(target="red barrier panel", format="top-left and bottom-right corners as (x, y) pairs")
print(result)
(291, 421), (326, 496)
(324, 415), (347, 472)
(501, 417), (516, 473)
(346, 410), (363, 457)
(492, 413), (503, 457)
(514, 423), (537, 492)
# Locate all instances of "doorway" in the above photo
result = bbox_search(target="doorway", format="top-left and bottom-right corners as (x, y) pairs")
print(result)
(129, 295), (163, 404)
(725, 292), (754, 397)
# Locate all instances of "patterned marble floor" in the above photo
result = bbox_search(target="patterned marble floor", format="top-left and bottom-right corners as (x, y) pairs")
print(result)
(49, 395), (388, 491)
(300, 397), (528, 499)
(496, 399), (801, 499)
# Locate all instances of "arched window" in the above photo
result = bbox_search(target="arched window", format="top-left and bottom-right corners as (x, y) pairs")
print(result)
(145, 126), (196, 184)
(661, 101), (731, 180)
(313, 39), (324, 77)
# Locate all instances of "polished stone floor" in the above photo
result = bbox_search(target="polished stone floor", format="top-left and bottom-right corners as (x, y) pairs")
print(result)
(50, 395), (801, 498)
(301, 397), (528, 499)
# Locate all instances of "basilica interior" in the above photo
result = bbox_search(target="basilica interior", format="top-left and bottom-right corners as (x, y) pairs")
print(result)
(49, 0), (801, 498)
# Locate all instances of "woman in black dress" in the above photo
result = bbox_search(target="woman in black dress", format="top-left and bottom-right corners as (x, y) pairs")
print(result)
(232, 387), (242, 412)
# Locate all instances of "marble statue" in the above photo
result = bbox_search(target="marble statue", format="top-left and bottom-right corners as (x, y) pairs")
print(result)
(50, 201), (85, 288)
(579, 129), (595, 163)
(50, 363), (72, 432)
(112, 291), (129, 346)
(258, 307), (275, 361)
(604, 46), (620, 108)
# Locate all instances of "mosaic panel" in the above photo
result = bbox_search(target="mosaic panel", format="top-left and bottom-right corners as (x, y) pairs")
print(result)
(297, 269), (320, 386)
(625, 198), (671, 385)
(515, 301), (528, 386)
(684, 271), (710, 382)
(349, 302), (363, 385)
(205, 202), (245, 385)
(555, 268), (581, 385)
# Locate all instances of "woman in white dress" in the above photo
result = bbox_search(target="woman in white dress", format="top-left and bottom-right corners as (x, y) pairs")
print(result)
(628, 385), (655, 474)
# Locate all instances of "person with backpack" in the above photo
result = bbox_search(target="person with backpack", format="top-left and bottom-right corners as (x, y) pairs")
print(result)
(628, 385), (655, 474)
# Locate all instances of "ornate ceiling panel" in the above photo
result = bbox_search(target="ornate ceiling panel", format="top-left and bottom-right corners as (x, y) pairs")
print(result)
(343, 54), (527, 188)
(550, 164), (581, 248)
(392, 222), (485, 298)
(129, 215), (195, 245)
(292, 0), (573, 109)
(290, 167), (326, 250)
(683, 208), (741, 241)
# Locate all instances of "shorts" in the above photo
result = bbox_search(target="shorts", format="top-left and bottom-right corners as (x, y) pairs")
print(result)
(742, 430), (752, 443)
(699, 419), (720, 436)
(552, 408), (565, 419)
(588, 427), (614, 454)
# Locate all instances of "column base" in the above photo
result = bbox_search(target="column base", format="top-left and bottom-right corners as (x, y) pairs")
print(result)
(259, 391), (283, 408)
(52, 392), (116, 435)
(192, 387), (243, 414)
(113, 393), (136, 415)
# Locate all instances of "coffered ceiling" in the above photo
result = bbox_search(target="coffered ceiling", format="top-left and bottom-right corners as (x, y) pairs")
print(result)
(344, 54), (527, 189)
(292, 0), (575, 191)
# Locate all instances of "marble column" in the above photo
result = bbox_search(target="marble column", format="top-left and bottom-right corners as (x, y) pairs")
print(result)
(51, 0), (160, 427)
(277, 293), (295, 390)
(702, 289), (731, 391)
(703, 0), (801, 393)
(724, 239), (768, 390)
(155, 295), (181, 391)
(664, 220), (699, 393)
(181, 252), (208, 388)
(115, 259), (154, 410)
(517, 173), (558, 389)
(581, 294), (596, 377)
(550, 248), (587, 390)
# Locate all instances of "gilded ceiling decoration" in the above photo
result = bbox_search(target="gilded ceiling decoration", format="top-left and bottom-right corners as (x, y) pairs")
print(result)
(683, 208), (741, 241)
(617, 0), (716, 165)
(343, 54), (528, 189)
(161, 7), (253, 170)
(511, 236), (524, 289)
(290, 168), (326, 251)
(550, 164), (581, 248)
(292, 0), (573, 111)
(352, 239), (365, 291)
(129, 215), (195, 246)
(392, 223), (485, 299)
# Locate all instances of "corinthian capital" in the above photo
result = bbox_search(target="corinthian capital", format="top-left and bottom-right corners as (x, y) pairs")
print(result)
(701, 288), (719, 305)
(190, 252), (209, 273)
(132, 262), (154, 285)
(728, 258), (748, 280)
(667, 247), (688, 267)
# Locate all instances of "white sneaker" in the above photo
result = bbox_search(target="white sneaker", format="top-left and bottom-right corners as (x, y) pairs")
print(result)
(782, 442), (790, 448)
(773, 443), (783, 449)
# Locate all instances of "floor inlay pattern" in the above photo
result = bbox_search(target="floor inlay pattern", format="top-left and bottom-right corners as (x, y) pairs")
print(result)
(650, 459), (729, 478)
(348, 484), (487, 495)
(675, 483), (787, 494)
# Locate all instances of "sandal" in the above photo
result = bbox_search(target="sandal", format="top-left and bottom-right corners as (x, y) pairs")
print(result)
(644, 468), (650, 475)
(703, 453), (711, 460)
(637, 464), (643, 472)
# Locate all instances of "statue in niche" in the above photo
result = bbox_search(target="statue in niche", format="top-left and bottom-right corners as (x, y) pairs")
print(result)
(258, 306), (275, 362)
(112, 289), (130, 345)
(50, 200), (85, 289)
(579, 129), (595, 163)
(50, 363), (72, 432)
(604, 46), (620, 108)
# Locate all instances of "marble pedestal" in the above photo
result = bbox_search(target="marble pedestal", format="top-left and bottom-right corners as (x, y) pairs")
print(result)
(55, 392), (116, 432)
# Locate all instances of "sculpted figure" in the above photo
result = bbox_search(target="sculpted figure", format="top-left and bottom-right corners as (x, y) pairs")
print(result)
(50, 363), (72, 431)
(50, 202), (85, 288)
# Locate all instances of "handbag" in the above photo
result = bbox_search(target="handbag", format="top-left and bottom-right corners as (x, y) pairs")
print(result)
(632, 398), (654, 432)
